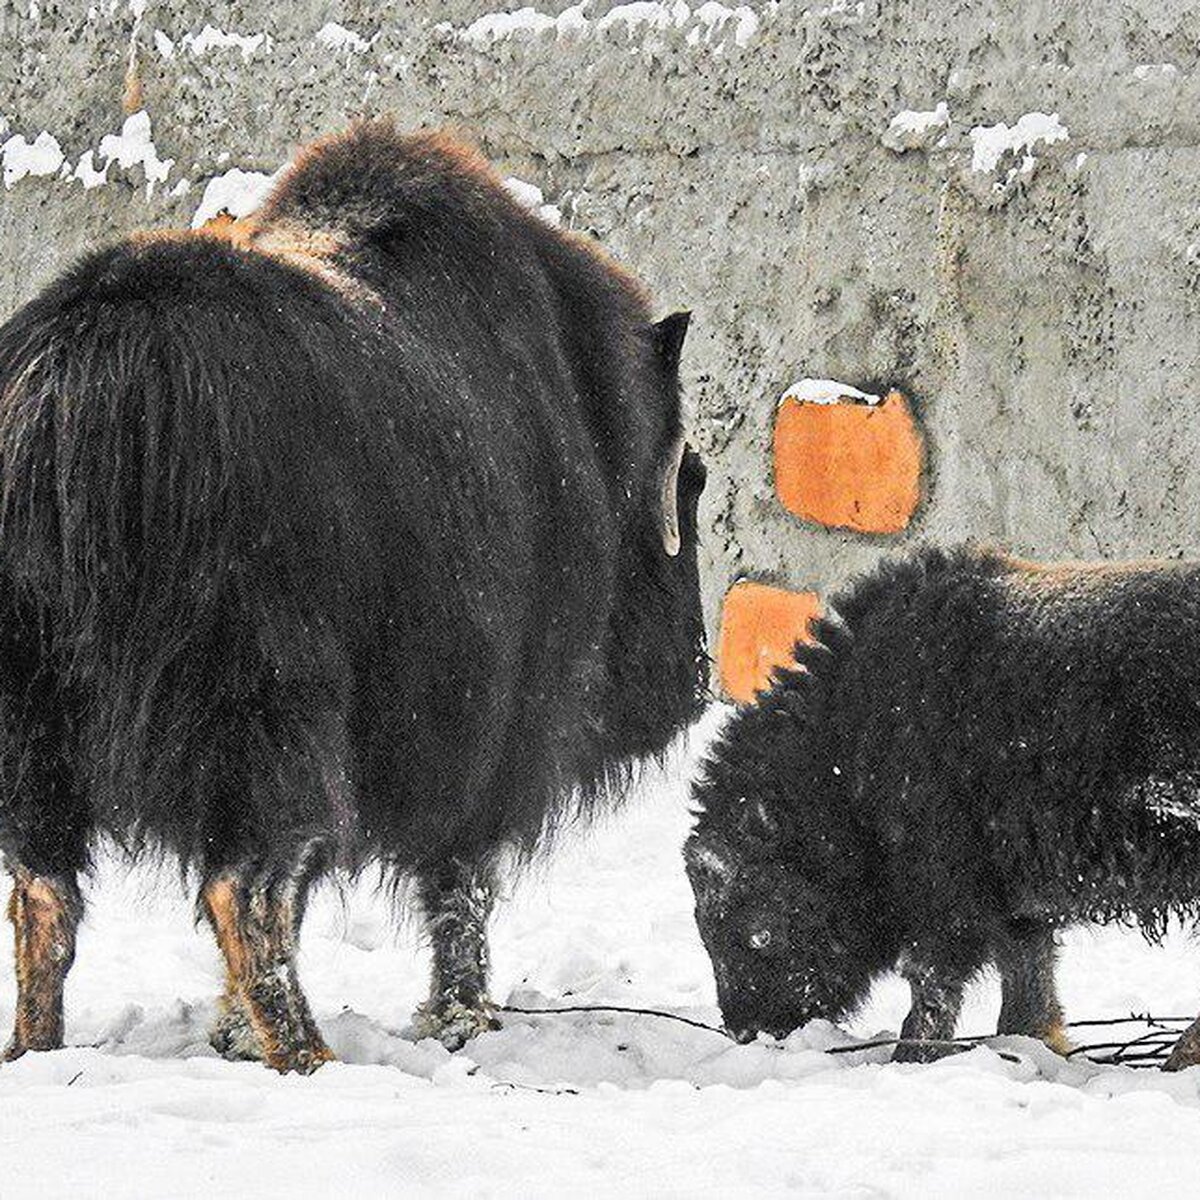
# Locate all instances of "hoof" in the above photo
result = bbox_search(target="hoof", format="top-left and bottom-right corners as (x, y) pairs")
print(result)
(1038, 1024), (1074, 1058)
(891, 1040), (967, 1064)
(1163, 1052), (1196, 1073)
(1163, 1018), (1200, 1072)
(2, 1039), (27, 1064)
(262, 1043), (336, 1076)
(413, 999), (499, 1050)
(209, 1008), (265, 1063)
(211, 1000), (334, 1074)
(2, 1030), (62, 1063)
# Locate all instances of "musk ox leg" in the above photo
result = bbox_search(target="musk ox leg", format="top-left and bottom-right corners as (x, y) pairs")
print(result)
(3, 869), (82, 1061)
(200, 844), (333, 1075)
(0, 650), (88, 1063)
(995, 921), (1070, 1054)
(413, 857), (500, 1049)
(1164, 1018), (1200, 1072)
(893, 949), (981, 1063)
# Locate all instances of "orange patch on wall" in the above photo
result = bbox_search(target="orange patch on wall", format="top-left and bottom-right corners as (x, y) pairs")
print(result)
(774, 389), (923, 534)
(718, 581), (821, 703)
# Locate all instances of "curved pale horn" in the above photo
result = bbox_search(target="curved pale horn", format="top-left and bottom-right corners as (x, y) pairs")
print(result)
(684, 834), (738, 886)
(750, 799), (779, 839)
(659, 434), (686, 557)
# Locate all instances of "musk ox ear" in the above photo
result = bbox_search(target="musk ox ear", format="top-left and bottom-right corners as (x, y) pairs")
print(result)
(651, 310), (691, 376)
(658, 434), (686, 557)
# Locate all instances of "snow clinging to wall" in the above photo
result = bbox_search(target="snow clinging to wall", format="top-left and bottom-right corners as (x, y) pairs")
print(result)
(447, 2), (760, 50)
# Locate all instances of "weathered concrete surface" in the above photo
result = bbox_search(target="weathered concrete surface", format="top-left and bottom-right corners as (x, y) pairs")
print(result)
(3, 1), (1200, 641)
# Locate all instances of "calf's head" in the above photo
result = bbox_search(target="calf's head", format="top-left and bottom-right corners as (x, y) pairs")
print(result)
(684, 811), (887, 1044)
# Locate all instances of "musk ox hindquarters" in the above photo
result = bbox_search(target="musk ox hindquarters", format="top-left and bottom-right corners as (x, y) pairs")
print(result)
(0, 120), (708, 1073)
(686, 545), (1200, 1065)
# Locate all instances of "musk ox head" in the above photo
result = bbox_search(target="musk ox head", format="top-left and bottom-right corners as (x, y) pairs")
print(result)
(684, 802), (888, 1044)
(594, 309), (708, 765)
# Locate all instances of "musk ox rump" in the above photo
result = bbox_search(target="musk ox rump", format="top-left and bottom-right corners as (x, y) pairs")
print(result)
(0, 120), (708, 1072)
(687, 545), (1200, 1065)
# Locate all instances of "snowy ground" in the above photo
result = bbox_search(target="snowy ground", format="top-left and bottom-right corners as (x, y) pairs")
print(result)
(6, 709), (1200, 1196)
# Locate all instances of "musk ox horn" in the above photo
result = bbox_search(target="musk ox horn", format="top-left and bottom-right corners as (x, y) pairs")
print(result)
(659, 433), (686, 557)
(748, 799), (779, 840)
(684, 833), (739, 887)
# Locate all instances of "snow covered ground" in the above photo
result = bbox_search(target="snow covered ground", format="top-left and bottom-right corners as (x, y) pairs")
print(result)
(5, 707), (1200, 1196)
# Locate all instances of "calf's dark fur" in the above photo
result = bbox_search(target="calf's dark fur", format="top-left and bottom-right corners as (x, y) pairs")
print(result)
(0, 120), (708, 1072)
(687, 546), (1200, 1067)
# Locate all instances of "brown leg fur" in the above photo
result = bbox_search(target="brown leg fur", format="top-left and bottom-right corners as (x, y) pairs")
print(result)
(200, 870), (333, 1074)
(4, 870), (81, 1061)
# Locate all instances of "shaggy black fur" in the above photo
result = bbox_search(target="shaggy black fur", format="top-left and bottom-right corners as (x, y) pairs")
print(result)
(0, 120), (707, 1069)
(687, 545), (1200, 1063)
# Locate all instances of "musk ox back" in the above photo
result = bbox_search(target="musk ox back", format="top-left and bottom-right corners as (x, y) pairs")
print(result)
(0, 120), (707, 1072)
(686, 545), (1200, 1067)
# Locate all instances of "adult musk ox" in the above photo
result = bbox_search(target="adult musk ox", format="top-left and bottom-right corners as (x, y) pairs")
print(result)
(0, 119), (708, 1073)
(686, 545), (1200, 1068)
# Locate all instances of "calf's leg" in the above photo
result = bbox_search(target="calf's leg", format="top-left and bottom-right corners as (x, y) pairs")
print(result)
(413, 856), (500, 1049)
(893, 945), (983, 1063)
(995, 920), (1070, 1054)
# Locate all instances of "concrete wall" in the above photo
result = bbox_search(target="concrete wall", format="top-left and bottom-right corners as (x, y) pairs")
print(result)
(4, 1), (1200, 685)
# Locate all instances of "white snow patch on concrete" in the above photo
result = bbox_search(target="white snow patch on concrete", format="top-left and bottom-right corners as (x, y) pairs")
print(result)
(882, 100), (950, 152)
(182, 24), (270, 61)
(814, 0), (865, 18)
(504, 175), (563, 226)
(782, 378), (882, 406)
(690, 3), (758, 47)
(598, 1), (691, 36)
(1132, 63), (1179, 81)
(2, 114), (177, 197)
(463, 7), (557, 43)
(1, 130), (65, 189)
(97, 110), (174, 196)
(450, 1), (758, 48)
(191, 166), (282, 228)
(556, 2), (589, 36)
(969, 111), (1069, 174)
(72, 149), (109, 189)
(315, 21), (373, 54)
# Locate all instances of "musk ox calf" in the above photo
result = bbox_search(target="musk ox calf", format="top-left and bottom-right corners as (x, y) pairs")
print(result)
(687, 545), (1200, 1068)
(0, 119), (708, 1072)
